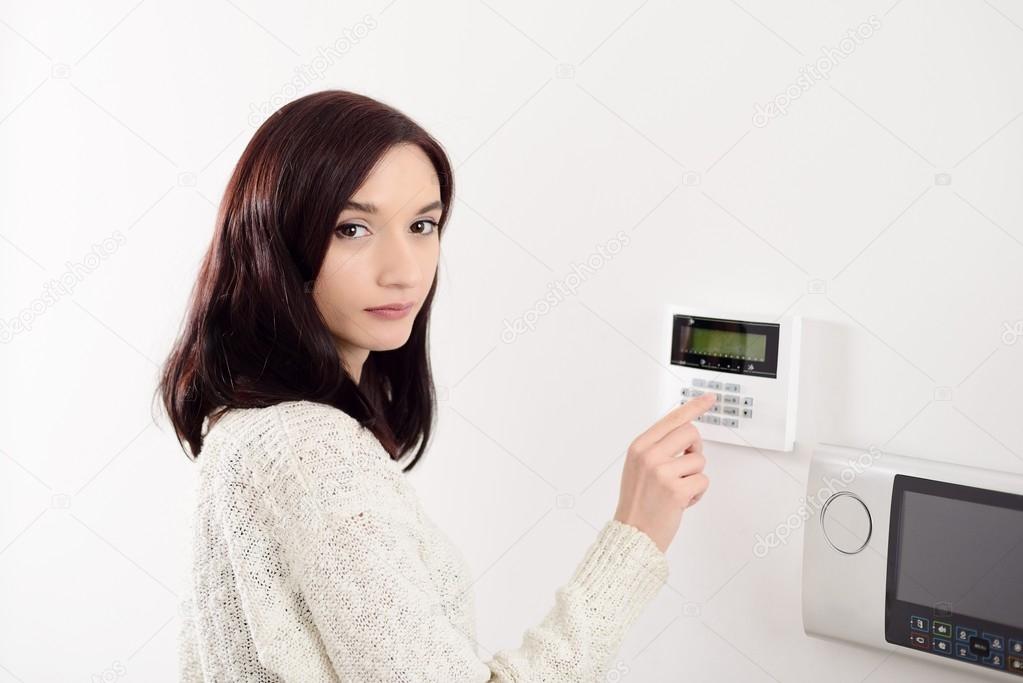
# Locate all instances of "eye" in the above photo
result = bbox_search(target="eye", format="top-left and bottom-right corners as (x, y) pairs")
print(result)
(411, 219), (438, 235)
(335, 223), (369, 239)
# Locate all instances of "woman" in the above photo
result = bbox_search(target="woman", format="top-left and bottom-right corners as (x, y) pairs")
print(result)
(159, 89), (715, 681)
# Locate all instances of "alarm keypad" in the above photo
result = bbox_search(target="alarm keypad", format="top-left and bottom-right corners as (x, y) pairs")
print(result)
(682, 379), (755, 428)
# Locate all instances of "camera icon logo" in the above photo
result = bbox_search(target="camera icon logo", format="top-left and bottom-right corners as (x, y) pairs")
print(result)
(555, 63), (575, 79)
(682, 601), (701, 617)
(681, 171), (701, 187)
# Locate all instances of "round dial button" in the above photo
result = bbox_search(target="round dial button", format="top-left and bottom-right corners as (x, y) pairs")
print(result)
(820, 491), (872, 554)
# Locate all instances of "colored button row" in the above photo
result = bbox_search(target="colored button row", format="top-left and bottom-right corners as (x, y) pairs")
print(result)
(909, 616), (1021, 670)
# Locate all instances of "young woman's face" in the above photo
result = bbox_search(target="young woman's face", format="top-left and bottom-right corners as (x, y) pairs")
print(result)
(313, 143), (442, 379)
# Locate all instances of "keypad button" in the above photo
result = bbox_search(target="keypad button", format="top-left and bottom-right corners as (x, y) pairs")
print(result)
(723, 394), (739, 405)
(741, 408), (753, 419)
(722, 406), (739, 416)
(722, 417), (739, 428)
(692, 378), (707, 388)
(1008, 655), (1023, 672)
(932, 638), (952, 656)
(705, 415), (721, 425)
(985, 634), (1004, 651)
(956, 626), (976, 643)
(741, 396), (754, 406)
(981, 652), (1003, 668)
(681, 387), (692, 397)
(724, 383), (741, 393)
(707, 381), (723, 390)
(910, 616), (928, 632)
(955, 643), (978, 661)
(933, 621), (952, 638)
(909, 633), (929, 649)
(709, 404), (721, 413)
(1010, 640), (1023, 655)
(692, 389), (704, 397)
(970, 635), (991, 658)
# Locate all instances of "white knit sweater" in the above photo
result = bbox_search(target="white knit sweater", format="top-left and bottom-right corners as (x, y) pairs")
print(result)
(178, 399), (670, 681)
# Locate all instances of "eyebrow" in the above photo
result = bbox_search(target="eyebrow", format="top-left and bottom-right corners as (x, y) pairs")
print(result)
(342, 199), (444, 214)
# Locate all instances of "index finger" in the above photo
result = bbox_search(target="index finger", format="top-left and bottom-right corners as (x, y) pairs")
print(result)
(632, 392), (716, 454)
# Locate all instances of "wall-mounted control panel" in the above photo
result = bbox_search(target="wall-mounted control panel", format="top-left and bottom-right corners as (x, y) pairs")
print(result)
(664, 305), (802, 451)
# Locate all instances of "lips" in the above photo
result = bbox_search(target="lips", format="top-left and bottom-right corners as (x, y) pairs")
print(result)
(365, 302), (414, 312)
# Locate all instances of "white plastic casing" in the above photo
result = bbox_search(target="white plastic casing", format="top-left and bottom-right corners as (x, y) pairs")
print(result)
(660, 304), (802, 452)
(802, 443), (1023, 680)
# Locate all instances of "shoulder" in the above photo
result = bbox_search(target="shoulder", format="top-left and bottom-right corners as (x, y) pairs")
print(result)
(203, 399), (399, 488)
(207, 400), (365, 452)
(207, 399), (354, 438)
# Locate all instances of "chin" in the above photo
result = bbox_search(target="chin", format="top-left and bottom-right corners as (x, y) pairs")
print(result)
(368, 332), (413, 352)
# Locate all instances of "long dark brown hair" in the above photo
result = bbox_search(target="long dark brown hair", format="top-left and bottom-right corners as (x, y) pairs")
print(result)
(154, 90), (453, 472)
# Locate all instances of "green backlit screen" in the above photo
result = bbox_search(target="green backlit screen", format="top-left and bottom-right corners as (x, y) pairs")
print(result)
(687, 328), (767, 362)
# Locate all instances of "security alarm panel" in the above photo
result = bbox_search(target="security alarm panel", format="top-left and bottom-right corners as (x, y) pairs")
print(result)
(665, 305), (802, 451)
(803, 443), (1023, 679)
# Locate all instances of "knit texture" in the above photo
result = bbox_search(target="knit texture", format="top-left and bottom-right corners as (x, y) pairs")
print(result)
(179, 399), (670, 681)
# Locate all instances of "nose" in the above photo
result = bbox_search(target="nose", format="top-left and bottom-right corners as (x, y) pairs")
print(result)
(375, 229), (422, 289)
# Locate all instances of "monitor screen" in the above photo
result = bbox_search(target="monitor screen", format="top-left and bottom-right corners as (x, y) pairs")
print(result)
(894, 489), (1023, 627)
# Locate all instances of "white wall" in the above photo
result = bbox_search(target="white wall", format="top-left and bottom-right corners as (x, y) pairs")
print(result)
(2, 0), (1021, 680)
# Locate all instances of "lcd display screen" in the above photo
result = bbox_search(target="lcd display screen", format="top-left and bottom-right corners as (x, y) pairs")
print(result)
(894, 490), (1023, 628)
(685, 328), (768, 362)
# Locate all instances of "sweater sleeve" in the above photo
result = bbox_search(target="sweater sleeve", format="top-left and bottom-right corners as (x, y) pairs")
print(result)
(177, 593), (203, 682)
(256, 409), (671, 681)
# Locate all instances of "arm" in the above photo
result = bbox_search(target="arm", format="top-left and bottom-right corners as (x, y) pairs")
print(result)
(486, 517), (670, 680)
(177, 594), (204, 682)
(242, 408), (671, 681)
